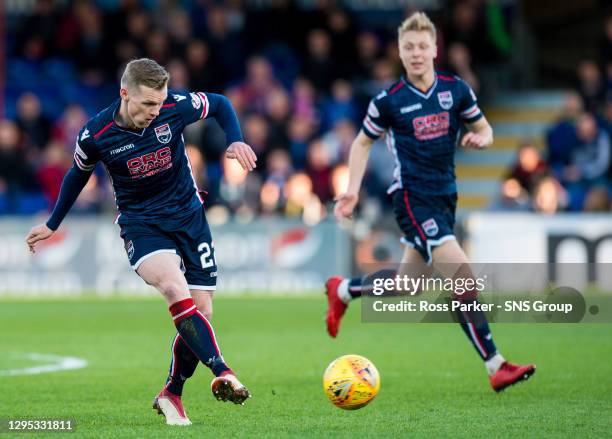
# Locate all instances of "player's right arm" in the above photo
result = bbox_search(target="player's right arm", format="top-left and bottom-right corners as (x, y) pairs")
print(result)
(26, 127), (98, 253)
(334, 94), (389, 221)
(334, 131), (375, 221)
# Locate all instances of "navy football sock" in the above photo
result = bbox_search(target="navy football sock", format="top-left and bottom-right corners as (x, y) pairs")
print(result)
(165, 334), (199, 396)
(348, 269), (398, 298)
(169, 298), (232, 378)
(454, 298), (498, 360)
(348, 277), (364, 298)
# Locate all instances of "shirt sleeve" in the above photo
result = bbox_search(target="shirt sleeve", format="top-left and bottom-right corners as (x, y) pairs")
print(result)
(457, 79), (483, 123)
(362, 92), (391, 139)
(46, 127), (97, 230)
(175, 91), (244, 145)
(175, 91), (211, 125)
(73, 126), (99, 171)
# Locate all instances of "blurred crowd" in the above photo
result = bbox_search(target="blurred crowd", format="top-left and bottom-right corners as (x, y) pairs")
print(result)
(2, 0), (515, 222)
(498, 15), (612, 214)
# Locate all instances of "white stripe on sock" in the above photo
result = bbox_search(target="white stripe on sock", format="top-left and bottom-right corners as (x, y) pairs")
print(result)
(485, 353), (506, 376)
(338, 279), (352, 304)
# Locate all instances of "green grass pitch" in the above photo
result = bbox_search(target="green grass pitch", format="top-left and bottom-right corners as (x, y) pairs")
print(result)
(1, 296), (611, 438)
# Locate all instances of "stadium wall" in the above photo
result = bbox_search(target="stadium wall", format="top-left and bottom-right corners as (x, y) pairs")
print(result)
(4, 213), (612, 297)
(0, 218), (351, 297)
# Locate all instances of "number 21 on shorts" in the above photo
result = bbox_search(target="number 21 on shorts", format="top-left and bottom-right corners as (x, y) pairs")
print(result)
(198, 241), (216, 268)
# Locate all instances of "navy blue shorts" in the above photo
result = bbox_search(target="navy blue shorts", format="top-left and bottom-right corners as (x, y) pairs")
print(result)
(391, 189), (457, 264)
(119, 206), (217, 290)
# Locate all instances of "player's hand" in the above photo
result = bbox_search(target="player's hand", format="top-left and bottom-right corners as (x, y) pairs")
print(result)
(461, 132), (489, 149)
(334, 193), (359, 221)
(226, 142), (257, 171)
(26, 223), (54, 254)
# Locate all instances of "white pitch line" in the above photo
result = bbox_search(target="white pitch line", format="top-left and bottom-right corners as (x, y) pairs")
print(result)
(0, 353), (88, 376)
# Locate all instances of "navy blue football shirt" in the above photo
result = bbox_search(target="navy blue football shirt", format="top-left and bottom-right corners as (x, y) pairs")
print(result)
(362, 71), (483, 195)
(70, 90), (236, 225)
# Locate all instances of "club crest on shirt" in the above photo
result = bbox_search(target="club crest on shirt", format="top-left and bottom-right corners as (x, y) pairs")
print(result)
(422, 218), (439, 237)
(154, 123), (172, 144)
(437, 91), (453, 110)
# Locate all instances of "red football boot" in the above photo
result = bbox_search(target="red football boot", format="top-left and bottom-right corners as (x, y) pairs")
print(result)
(490, 361), (536, 392)
(325, 276), (347, 338)
(152, 387), (191, 426)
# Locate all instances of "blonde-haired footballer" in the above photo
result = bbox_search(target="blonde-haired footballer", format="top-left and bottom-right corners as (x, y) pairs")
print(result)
(325, 12), (536, 392)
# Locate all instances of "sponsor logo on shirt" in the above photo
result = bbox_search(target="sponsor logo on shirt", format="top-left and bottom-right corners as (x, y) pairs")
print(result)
(126, 146), (172, 179)
(413, 112), (450, 141)
(400, 103), (422, 114)
(110, 143), (135, 155)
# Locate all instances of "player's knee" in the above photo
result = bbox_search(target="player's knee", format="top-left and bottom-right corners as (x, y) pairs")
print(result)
(156, 278), (189, 302)
(194, 298), (213, 321)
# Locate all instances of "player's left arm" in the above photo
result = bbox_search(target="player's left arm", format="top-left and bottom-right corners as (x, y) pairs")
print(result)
(462, 116), (494, 150)
(176, 91), (257, 171)
(456, 78), (493, 150)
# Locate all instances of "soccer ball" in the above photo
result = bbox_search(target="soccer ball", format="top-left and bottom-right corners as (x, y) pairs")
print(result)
(323, 354), (380, 410)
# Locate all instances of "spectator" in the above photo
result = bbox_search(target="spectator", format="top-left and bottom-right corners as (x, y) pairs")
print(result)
(14, 0), (59, 59)
(124, 10), (151, 54)
(360, 58), (398, 101)
(0, 120), (39, 208)
(576, 60), (606, 114)
(185, 40), (219, 92)
(508, 142), (549, 194)
(547, 91), (583, 178)
(292, 77), (318, 122)
(446, 42), (479, 92)
(326, 8), (357, 78)
(206, 5), (245, 83)
(532, 176), (568, 214)
(306, 139), (333, 203)
(36, 141), (70, 206)
(583, 186), (609, 212)
(355, 31), (381, 80)
(15, 92), (51, 151)
(264, 89), (292, 149)
(562, 113), (611, 210)
(166, 9), (193, 54)
(321, 80), (359, 131)
(242, 114), (271, 161)
(51, 104), (89, 149)
(72, 1), (109, 82)
(233, 56), (283, 114)
(265, 149), (293, 192)
(493, 178), (530, 211)
(167, 59), (189, 90)
(322, 119), (357, 163)
(287, 116), (316, 170)
(145, 30), (171, 66)
(284, 172), (315, 218)
(570, 114), (610, 183)
(303, 29), (336, 93)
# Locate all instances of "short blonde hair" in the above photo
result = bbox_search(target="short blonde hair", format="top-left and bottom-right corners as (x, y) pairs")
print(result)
(398, 12), (436, 41)
(121, 58), (169, 91)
